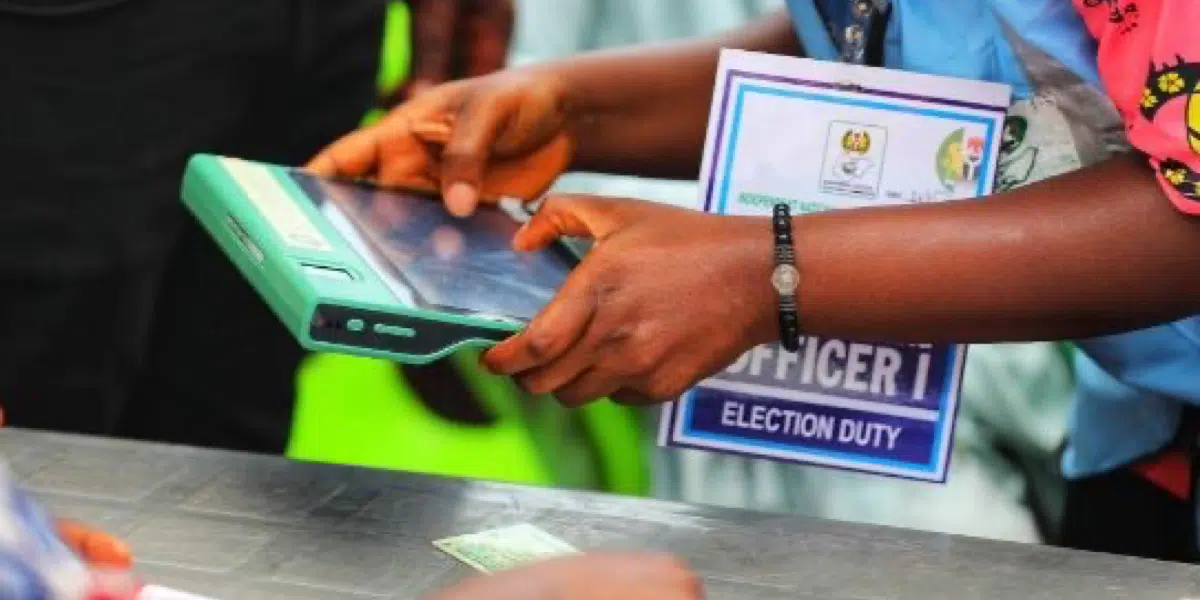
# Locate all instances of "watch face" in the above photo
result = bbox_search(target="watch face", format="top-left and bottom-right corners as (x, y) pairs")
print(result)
(771, 265), (800, 294)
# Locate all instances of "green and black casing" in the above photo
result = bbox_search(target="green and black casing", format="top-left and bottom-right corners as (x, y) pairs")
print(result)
(181, 153), (552, 364)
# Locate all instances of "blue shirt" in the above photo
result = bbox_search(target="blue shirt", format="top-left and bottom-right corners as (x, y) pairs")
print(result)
(784, 0), (1200, 479)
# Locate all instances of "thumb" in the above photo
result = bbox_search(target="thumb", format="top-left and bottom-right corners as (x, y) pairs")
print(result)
(410, 118), (454, 145)
(306, 126), (382, 178)
(513, 194), (629, 251)
(440, 93), (512, 217)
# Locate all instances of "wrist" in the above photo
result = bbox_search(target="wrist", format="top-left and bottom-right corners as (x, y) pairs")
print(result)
(540, 57), (638, 174)
(556, 70), (598, 172)
(513, 61), (589, 173)
(727, 216), (787, 348)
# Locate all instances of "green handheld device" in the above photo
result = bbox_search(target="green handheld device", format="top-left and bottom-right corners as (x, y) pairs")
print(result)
(181, 154), (578, 364)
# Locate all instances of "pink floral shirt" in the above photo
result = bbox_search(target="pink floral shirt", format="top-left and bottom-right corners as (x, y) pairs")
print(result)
(1075, 0), (1200, 215)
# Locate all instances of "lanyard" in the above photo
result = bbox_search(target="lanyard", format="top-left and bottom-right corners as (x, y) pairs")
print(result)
(787, 0), (890, 66)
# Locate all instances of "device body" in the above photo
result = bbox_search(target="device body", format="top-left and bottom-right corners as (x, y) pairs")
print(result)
(181, 154), (572, 364)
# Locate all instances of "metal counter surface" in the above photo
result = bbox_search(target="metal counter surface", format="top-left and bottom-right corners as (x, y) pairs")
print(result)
(3, 429), (1197, 599)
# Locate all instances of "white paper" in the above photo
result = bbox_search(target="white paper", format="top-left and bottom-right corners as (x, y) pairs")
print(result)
(220, 156), (334, 253)
(660, 50), (1011, 483)
(139, 585), (219, 600)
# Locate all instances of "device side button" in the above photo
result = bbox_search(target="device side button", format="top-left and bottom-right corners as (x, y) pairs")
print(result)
(373, 323), (416, 338)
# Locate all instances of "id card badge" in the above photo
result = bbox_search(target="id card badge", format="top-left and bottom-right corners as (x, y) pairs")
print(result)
(657, 50), (1011, 482)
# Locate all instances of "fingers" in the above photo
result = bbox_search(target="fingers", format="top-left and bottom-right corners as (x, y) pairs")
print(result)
(58, 520), (133, 570)
(509, 334), (683, 407)
(410, 118), (455, 145)
(507, 298), (631, 406)
(306, 126), (382, 178)
(440, 93), (513, 216)
(420, 127), (572, 205)
(483, 270), (597, 375)
(545, 368), (625, 408)
(310, 81), (461, 180)
(375, 133), (441, 191)
(486, 195), (643, 396)
(513, 326), (619, 405)
(513, 194), (624, 251)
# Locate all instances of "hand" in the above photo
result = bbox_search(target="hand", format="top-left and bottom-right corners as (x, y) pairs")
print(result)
(426, 552), (703, 600)
(308, 67), (574, 217)
(482, 195), (779, 407)
(57, 520), (133, 570)
(399, 0), (515, 100)
(0, 409), (132, 570)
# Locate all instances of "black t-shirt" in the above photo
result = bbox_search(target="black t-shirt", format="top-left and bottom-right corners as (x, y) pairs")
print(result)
(0, 0), (391, 276)
(0, 0), (133, 16)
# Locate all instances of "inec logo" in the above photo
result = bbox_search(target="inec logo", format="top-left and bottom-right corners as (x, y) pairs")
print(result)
(935, 128), (985, 192)
(840, 128), (872, 156)
(820, 121), (887, 199)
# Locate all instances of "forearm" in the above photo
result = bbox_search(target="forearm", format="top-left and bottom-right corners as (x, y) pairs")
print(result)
(538, 9), (799, 179)
(746, 154), (1200, 345)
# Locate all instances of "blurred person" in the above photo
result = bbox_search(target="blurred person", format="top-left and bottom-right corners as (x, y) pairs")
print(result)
(1, 517), (138, 598)
(401, 0), (513, 99)
(0, 417), (136, 597)
(3, 401), (693, 599)
(509, 0), (783, 70)
(0, 0), (511, 453)
(510, 0), (785, 207)
(121, 0), (514, 454)
(0, 0), (383, 442)
(311, 0), (1200, 562)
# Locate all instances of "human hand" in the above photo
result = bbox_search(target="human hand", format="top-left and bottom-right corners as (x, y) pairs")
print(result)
(57, 520), (133, 570)
(308, 67), (573, 217)
(425, 552), (704, 600)
(0, 409), (132, 571)
(482, 195), (779, 407)
(399, 0), (515, 100)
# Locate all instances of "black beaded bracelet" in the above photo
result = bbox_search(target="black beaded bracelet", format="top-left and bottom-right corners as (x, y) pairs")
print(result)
(770, 204), (802, 352)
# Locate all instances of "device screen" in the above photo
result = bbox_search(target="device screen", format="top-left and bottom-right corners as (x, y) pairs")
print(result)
(287, 170), (573, 323)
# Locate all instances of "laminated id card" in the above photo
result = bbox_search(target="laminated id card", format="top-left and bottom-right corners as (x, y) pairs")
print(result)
(658, 50), (1012, 483)
(181, 154), (578, 364)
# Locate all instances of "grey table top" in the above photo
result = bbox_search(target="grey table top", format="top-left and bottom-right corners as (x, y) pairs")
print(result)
(3, 429), (1198, 600)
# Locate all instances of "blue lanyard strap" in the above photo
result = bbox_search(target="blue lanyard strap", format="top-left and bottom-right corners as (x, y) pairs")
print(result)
(785, 0), (840, 62)
(786, 0), (889, 65)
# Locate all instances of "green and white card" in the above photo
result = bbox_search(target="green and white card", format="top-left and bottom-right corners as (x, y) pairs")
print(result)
(433, 523), (579, 573)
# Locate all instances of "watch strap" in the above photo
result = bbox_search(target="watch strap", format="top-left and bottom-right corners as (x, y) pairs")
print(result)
(772, 204), (801, 352)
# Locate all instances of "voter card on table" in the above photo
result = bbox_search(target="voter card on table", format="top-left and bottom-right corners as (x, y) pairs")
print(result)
(657, 49), (1011, 482)
(434, 523), (578, 574)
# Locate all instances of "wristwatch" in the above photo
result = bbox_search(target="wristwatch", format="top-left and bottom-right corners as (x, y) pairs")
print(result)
(771, 204), (802, 352)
